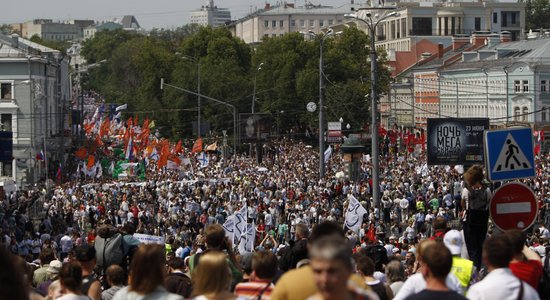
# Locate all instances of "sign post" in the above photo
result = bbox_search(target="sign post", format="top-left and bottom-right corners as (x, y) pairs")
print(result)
(485, 127), (535, 181)
(490, 183), (538, 231)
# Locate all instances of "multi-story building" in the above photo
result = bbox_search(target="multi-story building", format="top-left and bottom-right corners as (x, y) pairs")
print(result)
(18, 19), (94, 42)
(365, 0), (526, 53)
(190, 0), (231, 28)
(0, 33), (70, 188)
(228, 2), (363, 44)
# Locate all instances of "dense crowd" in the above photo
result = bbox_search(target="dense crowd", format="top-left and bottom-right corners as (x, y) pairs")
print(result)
(1, 137), (550, 300)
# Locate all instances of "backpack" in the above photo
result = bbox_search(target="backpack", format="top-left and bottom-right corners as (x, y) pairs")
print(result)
(465, 186), (489, 211)
(94, 225), (125, 271)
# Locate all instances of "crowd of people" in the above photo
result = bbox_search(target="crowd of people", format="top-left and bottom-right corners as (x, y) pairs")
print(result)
(1, 131), (550, 299)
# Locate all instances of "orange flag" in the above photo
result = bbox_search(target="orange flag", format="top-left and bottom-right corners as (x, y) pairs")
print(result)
(158, 142), (170, 169)
(100, 118), (110, 137)
(192, 137), (203, 153)
(87, 155), (95, 169)
(75, 148), (87, 160)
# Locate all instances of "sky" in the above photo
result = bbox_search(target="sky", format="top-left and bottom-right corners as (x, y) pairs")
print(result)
(4, 0), (356, 30)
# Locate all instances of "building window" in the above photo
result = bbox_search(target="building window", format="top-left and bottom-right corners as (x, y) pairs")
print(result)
(522, 107), (528, 121)
(264, 21), (269, 28)
(523, 80), (529, 92)
(511, 12), (517, 25)
(541, 80), (547, 92)
(309, 20), (314, 27)
(542, 107), (547, 122)
(411, 17), (432, 36)
(300, 19), (305, 27)
(290, 19), (296, 27)
(475, 17), (481, 31)
(319, 20), (324, 27)
(1, 114), (11, 131)
(514, 107), (521, 120)
(279, 20), (284, 27)
(493, 12), (498, 23)
(0, 83), (12, 100)
(514, 80), (521, 92)
(328, 19), (333, 26)
(272, 21), (276, 28)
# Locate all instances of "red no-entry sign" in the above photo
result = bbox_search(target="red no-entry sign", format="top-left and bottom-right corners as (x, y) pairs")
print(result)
(490, 183), (538, 231)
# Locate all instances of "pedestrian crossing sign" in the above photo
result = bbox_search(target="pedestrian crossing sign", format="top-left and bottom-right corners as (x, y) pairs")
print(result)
(485, 127), (535, 181)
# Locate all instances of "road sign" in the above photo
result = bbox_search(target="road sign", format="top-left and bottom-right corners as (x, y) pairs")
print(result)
(485, 127), (535, 181)
(490, 183), (538, 231)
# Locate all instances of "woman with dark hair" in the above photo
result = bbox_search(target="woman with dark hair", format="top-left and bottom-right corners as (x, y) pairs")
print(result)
(112, 244), (183, 300)
(57, 262), (89, 300)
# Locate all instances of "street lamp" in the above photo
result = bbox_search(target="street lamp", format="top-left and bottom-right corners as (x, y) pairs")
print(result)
(345, 10), (397, 208)
(252, 62), (264, 114)
(177, 53), (201, 137)
(301, 28), (341, 179)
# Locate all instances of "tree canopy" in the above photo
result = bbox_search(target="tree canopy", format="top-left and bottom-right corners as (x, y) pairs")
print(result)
(79, 25), (391, 140)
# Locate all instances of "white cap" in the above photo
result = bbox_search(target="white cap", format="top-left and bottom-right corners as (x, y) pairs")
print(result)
(443, 230), (463, 255)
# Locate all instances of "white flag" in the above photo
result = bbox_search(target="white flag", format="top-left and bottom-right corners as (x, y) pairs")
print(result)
(344, 195), (367, 233)
(238, 221), (255, 254)
(324, 146), (332, 163)
(222, 215), (235, 243)
(115, 103), (128, 112)
(233, 205), (247, 244)
(198, 152), (209, 168)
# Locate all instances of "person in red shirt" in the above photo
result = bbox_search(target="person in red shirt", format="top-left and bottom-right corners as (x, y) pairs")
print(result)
(507, 229), (543, 289)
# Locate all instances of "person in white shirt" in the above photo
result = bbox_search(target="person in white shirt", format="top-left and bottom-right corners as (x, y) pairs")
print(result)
(59, 233), (73, 260)
(393, 240), (462, 300)
(467, 233), (540, 300)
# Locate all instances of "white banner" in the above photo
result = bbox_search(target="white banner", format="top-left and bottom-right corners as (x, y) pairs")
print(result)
(133, 233), (164, 245)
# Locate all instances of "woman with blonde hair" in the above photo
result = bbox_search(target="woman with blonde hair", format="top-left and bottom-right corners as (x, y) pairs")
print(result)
(191, 251), (246, 300)
(112, 244), (183, 300)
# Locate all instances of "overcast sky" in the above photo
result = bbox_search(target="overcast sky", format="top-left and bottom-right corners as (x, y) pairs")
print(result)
(4, 0), (356, 29)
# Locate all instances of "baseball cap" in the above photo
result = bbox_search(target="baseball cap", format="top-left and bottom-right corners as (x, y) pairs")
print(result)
(443, 230), (463, 255)
(47, 260), (63, 275)
(75, 244), (96, 262)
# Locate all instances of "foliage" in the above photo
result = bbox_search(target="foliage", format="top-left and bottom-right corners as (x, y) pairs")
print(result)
(524, 0), (550, 29)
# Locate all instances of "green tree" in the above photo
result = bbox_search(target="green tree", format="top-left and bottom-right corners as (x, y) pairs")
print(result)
(80, 29), (139, 64)
(29, 35), (71, 54)
(524, 0), (550, 29)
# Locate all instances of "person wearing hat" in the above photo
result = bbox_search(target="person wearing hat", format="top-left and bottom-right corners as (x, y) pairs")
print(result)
(36, 259), (63, 297)
(34, 248), (56, 287)
(443, 230), (475, 295)
(75, 244), (101, 300)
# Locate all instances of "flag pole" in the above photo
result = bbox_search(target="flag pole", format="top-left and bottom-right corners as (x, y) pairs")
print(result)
(44, 135), (48, 191)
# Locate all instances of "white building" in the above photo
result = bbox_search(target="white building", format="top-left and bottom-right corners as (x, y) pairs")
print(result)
(190, 0), (231, 28)
(0, 34), (71, 187)
(228, 2), (363, 44)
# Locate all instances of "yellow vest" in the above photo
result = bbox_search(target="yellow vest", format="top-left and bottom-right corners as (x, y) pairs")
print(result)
(451, 256), (474, 288)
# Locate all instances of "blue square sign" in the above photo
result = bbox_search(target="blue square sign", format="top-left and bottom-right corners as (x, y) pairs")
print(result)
(484, 127), (535, 181)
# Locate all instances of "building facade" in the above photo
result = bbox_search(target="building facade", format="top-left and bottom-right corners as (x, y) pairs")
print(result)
(0, 34), (70, 188)
(190, 0), (231, 28)
(228, 2), (362, 44)
(18, 19), (94, 42)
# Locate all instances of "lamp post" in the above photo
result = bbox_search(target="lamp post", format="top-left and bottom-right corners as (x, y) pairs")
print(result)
(177, 54), (201, 137)
(345, 10), (397, 208)
(301, 28), (339, 179)
(252, 62), (263, 114)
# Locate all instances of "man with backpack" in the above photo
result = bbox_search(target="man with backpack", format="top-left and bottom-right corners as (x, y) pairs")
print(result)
(460, 165), (491, 269)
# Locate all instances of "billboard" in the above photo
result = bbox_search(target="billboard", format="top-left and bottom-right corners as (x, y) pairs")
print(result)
(239, 114), (272, 143)
(0, 131), (13, 161)
(427, 118), (489, 165)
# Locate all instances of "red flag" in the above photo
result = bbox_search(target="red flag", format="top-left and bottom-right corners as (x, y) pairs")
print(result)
(100, 118), (110, 137)
(87, 155), (95, 169)
(174, 140), (183, 154)
(134, 115), (139, 127)
(158, 141), (170, 170)
(378, 126), (387, 136)
(192, 138), (203, 153)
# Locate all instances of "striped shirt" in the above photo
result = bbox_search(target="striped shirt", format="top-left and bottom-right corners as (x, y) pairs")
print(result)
(235, 280), (274, 300)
